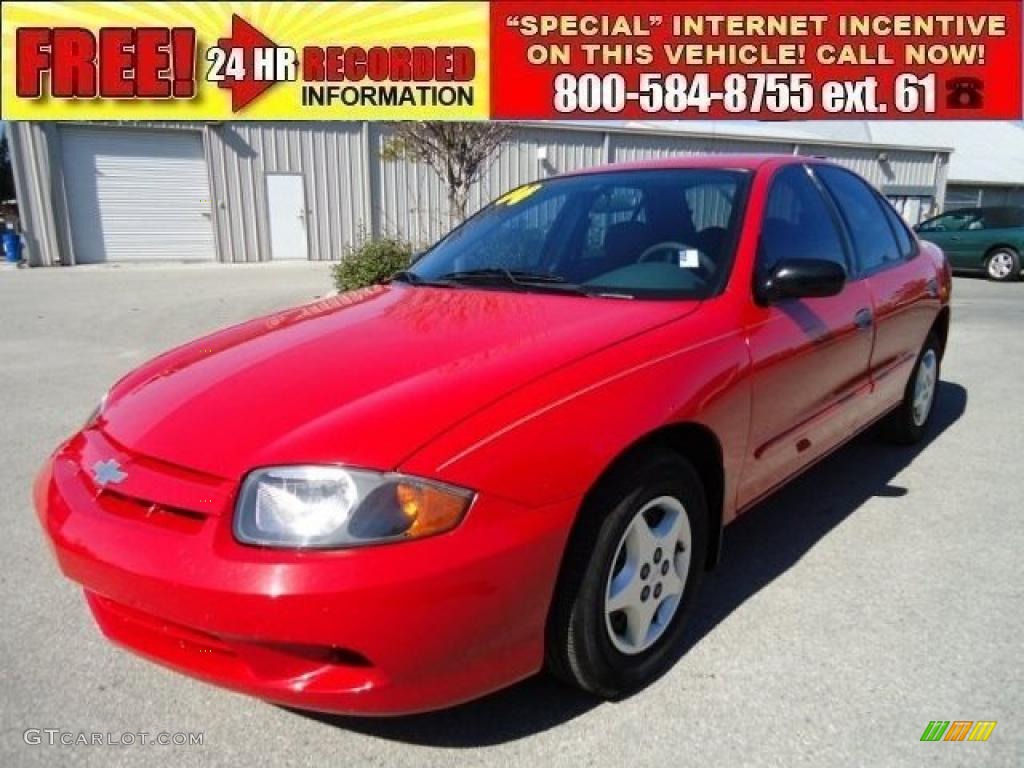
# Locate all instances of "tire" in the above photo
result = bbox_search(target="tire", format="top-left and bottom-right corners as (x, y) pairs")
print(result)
(985, 248), (1021, 282)
(546, 452), (708, 698)
(883, 333), (941, 445)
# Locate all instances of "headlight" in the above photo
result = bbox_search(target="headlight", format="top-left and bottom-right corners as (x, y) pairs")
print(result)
(233, 466), (474, 549)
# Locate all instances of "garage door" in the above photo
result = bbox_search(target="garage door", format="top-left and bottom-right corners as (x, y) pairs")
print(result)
(61, 128), (217, 263)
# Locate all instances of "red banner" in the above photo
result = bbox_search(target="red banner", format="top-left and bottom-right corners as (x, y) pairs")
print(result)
(490, 1), (1023, 119)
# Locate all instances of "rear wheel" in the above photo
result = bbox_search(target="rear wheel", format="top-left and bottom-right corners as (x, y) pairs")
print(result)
(546, 453), (707, 697)
(883, 334), (941, 445)
(985, 248), (1020, 282)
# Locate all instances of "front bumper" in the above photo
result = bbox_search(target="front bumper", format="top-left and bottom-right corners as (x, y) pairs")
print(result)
(34, 430), (578, 715)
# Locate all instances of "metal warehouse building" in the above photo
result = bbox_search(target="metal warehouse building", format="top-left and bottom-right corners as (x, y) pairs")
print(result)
(8, 120), (953, 267)
(713, 120), (1024, 211)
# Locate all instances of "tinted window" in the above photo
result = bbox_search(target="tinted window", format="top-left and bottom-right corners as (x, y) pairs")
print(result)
(412, 169), (750, 299)
(879, 197), (915, 259)
(917, 210), (980, 232)
(759, 165), (847, 273)
(817, 167), (901, 272)
(981, 207), (1024, 229)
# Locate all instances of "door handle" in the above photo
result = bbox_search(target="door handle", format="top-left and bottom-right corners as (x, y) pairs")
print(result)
(854, 308), (873, 330)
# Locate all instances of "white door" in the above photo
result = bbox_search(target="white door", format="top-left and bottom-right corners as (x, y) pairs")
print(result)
(61, 127), (216, 263)
(266, 174), (308, 260)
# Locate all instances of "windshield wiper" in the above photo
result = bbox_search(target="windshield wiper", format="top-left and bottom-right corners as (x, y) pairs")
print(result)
(389, 270), (458, 288)
(439, 268), (568, 282)
(437, 268), (592, 296)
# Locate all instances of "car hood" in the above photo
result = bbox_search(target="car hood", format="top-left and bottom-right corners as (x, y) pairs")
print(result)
(100, 285), (698, 479)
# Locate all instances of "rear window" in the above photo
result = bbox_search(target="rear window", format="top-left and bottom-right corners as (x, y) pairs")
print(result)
(981, 208), (1024, 229)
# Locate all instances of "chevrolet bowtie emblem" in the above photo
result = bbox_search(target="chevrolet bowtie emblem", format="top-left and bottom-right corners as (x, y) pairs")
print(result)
(92, 459), (127, 485)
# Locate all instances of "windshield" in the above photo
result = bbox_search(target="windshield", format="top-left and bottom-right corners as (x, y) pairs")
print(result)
(408, 169), (751, 299)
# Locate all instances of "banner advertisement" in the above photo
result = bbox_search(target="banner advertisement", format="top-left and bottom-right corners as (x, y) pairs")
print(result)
(2, 0), (1020, 120)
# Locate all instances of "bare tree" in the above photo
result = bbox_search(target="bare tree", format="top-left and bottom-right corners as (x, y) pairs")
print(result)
(381, 122), (509, 224)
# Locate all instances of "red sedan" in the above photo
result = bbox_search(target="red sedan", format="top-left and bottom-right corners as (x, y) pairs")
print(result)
(35, 155), (951, 715)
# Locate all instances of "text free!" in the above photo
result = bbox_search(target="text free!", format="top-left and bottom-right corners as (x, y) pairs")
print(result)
(16, 28), (197, 98)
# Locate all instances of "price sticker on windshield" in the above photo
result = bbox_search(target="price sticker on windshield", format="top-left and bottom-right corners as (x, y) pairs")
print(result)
(678, 249), (700, 268)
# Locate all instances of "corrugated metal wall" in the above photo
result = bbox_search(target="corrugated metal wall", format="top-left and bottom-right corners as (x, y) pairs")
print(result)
(611, 133), (788, 161)
(206, 123), (370, 262)
(7, 122), (64, 267)
(796, 144), (937, 190)
(947, 184), (1024, 208)
(8, 120), (951, 266)
(375, 124), (607, 244)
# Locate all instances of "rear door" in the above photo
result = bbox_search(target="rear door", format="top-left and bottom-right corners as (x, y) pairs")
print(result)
(739, 165), (875, 508)
(815, 166), (937, 420)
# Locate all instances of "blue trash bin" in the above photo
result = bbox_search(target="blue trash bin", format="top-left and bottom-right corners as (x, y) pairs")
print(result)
(2, 230), (22, 263)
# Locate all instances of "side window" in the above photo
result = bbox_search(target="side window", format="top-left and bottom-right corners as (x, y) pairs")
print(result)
(918, 211), (980, 232)
(879, 196), (915, 259)
(759, 165), (848, 274)
(816, 167), (901, 273)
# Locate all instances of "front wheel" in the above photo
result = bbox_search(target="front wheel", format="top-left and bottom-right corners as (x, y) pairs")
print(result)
(985, 248), (1020, 282)
(883, 334), (941, 445)
(546, 453), (708, 698)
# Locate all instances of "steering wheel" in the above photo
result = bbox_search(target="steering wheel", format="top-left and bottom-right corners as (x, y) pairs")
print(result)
(638, 241), (715, 277)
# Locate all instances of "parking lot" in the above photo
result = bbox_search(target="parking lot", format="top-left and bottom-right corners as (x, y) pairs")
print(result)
(1, 263), (1020, 767)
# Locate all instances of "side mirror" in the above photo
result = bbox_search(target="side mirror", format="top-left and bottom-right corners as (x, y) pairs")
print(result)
(757, 258), (847, 304)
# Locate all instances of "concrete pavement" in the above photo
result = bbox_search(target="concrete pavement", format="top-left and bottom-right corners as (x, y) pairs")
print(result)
(1, 264), (1019, 767)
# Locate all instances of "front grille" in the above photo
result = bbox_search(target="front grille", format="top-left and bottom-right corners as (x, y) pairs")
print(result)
(93, 487), (207, 533)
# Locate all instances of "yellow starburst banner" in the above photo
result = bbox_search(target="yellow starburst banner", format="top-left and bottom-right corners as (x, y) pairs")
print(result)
(1, 1), (490, 119)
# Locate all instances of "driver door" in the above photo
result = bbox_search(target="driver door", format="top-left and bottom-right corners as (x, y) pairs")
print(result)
(738, 165), (875, 508)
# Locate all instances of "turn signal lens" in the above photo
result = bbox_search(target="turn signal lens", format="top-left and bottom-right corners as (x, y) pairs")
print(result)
(396, 482), (472, 537)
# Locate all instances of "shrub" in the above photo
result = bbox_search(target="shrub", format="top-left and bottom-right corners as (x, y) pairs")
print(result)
(332, 237), (413, 292)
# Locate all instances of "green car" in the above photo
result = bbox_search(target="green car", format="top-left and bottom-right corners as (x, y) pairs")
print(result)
(915, 206), (1024, 282)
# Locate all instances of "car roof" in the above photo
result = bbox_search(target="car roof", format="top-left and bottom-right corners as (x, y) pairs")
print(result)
(562, 154), (823, 177)
(941, 206), (1023, 215)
